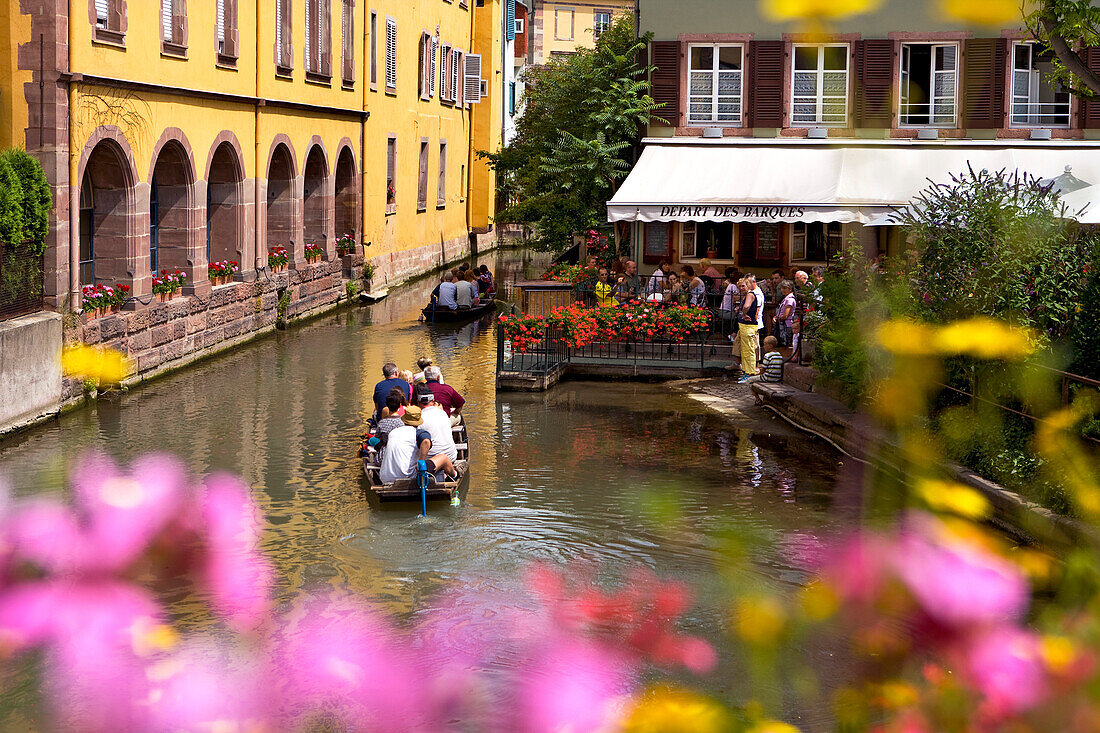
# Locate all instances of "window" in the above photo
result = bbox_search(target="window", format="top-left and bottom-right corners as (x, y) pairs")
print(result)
(419, 33), (431, 98)
(594, 10), (611, 37)
(150, 176), (160, 273)
(161, 0), (187, 54)
(680, 221), (734, 261)
(899, 43), (957, 126)
(386, 136), (396, 211)
(216, 0), (238, 62)
(276, 0), (292, 72)
(430, 37), (438, 98)
(417, 139), (429, 210)
(341, 0), (354, 84)
(438, 141), (447, 207)
(370, 11), (377, 88)
(509, 81), (516, 116)
(79, 179), (95, 286)
(93, 0), (125, 43)
(555, 7), (574, 41)
(385, 17), (397, 90)
(791, 222), (841, 262)
(688, 44), (743, 126)
(464, 53), (482, 106)
(305, 0), (331, 77)
(791, 44), (849, 126)
(514, 18), (524, 35)
(1012, 42), (1070, 127)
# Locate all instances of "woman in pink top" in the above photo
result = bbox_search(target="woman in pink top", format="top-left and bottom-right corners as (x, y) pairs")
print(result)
(698, 257), (723, 279)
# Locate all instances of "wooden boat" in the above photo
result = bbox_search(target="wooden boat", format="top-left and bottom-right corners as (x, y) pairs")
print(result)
(421, 297), (497, 323)
(358, 287), (390, 303)
(360, 416), (470, 502)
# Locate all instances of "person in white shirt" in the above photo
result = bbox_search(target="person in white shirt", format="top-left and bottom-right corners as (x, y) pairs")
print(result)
(380, 406), (457, 483)
(748, 273), (765, 360)
(416, 389), (459, 462)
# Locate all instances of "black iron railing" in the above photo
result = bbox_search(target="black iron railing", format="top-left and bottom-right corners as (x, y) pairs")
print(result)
(0, 243), (45, 321)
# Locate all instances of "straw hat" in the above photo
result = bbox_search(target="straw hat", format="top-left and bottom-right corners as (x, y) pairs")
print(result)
(402, 405), (423, 426)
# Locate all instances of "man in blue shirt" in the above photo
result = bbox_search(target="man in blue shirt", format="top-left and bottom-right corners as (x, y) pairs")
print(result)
(372, 362), (411, 416)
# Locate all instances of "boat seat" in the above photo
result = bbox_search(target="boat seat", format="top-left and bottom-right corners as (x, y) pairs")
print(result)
(454, 443), (468, 451)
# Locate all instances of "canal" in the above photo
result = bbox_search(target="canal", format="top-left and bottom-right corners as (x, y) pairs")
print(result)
(0, 250), (849, 728)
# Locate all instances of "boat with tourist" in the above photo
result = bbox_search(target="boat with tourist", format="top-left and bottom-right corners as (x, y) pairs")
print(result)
(359, 417), (470, 502)
(420, 296), (497, 323)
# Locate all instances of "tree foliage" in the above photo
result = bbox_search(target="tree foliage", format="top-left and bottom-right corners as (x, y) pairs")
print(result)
(482, 14), (656, 252)
(894, 166), (1097, 344)
(1027, 0), (1100, 96)
(0, 149), (52, 255)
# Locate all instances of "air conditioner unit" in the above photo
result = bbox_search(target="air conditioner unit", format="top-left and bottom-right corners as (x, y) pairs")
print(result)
(480, 79), (489, 98)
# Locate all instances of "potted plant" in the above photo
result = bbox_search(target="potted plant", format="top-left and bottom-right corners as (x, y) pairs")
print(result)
(152, 269), (186, 301)
(705, 232), (718, 260)
(336, 233), (356, 257)
(304, 243), (323, 263)
(268, 246), (289, 272)
(386, 182), (396, 205)
(208, 260), (240, 285)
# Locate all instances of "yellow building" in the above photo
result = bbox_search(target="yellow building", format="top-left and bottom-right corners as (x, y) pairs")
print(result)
(0, 0), (504, 308)
(529, 0), (634, 62)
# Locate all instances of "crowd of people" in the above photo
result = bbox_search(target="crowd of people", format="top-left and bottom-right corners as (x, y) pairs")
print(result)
(577, 255), (826, 386)
(368, 358), (467, 484)
(429, 263), (496, 311)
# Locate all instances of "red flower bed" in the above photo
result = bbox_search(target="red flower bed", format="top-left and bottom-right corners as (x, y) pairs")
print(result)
(500, 302), (711, 353)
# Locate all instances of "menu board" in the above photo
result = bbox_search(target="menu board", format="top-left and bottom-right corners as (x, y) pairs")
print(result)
(644, 222), (669, 257)
(754, 223), (780, 260)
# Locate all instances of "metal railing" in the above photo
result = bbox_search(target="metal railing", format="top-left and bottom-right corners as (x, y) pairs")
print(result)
(0, 243), (45, 321)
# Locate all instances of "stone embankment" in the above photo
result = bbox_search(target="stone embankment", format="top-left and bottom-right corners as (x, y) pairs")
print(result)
(677, 364), (1092, 550)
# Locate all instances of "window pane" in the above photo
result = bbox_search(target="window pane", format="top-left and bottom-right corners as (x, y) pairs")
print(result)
(1014, 43), (1030, 70)
(794, 46), (818, 70)
(691, 46), (713, 71)
(823, 46), (847, 70)
(718, 46), (742, 70)
(689, 71), (713, 95)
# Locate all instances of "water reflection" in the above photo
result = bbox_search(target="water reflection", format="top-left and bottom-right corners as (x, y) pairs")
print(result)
(0, 249), (846, 725)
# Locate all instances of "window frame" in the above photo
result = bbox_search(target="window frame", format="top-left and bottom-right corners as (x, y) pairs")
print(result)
(341, 0), (354, 87)
(161, 0), (187, 57)
(593, 10), (611, 38)
(514, 17), (524, 35)
(385, 135), (397, 214)
(898, 41), (958, 128)
(1010, 41), (1071, 129)
(790, 43), (851, 128)
(92, 0), (127, 46)
(441, 43), (453, 102)
(554, 6), (574, 42)
(686, 42), (745, 128)
(437, 140), (447, 208)
(417, 138), (430, 212)
(369, 11), (378, 90)
(276, 0), (293, 75)
(790, 222), (841, 264)
(215, 0), (238, 66)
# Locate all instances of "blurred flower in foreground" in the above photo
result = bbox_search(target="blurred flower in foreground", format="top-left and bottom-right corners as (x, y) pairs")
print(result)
(623, 687), (732, 733)
(61, 343), (130, 385)
(876, 317), (1035, 361)
(939, 0), (1019, 26)
(760, 0), (882, 22)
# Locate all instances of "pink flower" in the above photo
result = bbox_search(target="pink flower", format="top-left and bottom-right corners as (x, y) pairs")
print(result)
(515, 638), (631, 733)
(965, 626), (1048, 716)
(198, 474), (273, 630)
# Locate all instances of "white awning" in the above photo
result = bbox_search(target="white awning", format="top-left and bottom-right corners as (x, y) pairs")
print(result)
(607, 139), (1100, 225)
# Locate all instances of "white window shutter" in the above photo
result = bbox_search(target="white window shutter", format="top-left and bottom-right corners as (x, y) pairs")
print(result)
(305, 0), (313, 69)
(95, 0), (109, 26)
(217, 0), (226, 48)
(452, 50), (461, 104)
(464, 53), (482, 105)
(162, 0), (174, 41)
(276, 0), (283, 56)
(430, 37), (438, 97)
(386, 19), (397, 87)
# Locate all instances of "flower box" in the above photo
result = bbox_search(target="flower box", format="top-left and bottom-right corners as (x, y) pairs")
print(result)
(304, 243), (324, 263)
(268, 247), (290, 271)
(208, 260), (240, 286)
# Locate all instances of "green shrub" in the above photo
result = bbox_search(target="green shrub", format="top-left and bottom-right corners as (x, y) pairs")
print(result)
(0, 149), (51, 254)
(0, 156), (25, 249)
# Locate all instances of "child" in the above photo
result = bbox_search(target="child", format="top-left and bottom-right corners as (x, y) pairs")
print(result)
(739, 336), (783, 399)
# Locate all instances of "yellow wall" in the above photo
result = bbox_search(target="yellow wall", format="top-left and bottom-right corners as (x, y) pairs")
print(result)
(469, 0), (503, 231)
(541, 0), (632, 58)
(0, 6), (32, 150)
(55, 0), (498, 287)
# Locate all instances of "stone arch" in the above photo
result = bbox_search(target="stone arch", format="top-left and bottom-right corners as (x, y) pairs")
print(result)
(265, 140), (297, 261)
(206, 136), (245, 270)
(333, 140), (359, 245)
(76, 128), (139, 294)
(302, 141), (331, 258)
(148, 130), (200, 287)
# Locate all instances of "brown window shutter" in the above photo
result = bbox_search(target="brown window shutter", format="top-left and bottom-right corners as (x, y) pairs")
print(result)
(650, 41), (681, 127)
(748, 40), (784, 128)
(1080, 47), (1100, 128)
(282, 0), (293, 68)
(173, 0), (187, 48)
(963, 38), (1007, 129)
(855, 39), (893, 127)
(229, 0), (239, 57)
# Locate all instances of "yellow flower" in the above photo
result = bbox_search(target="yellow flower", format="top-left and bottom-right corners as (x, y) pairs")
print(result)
(877, 680), (919, 710)
(761, 0), (881, 21)
(875, 319), (937, 356)
(798, 582), (838, 622)
(735, 595), (787, 646)
(1041, 635), (1077, 674)
(622, 687), (731, 733)
(916, 479), (992, 520)
(939, 0), (1020, 26)
(933, 318), (1035, 361)
(748, 721), (801, 733)
(61, 344), (130, 385)
(129, 617), (179, 657)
